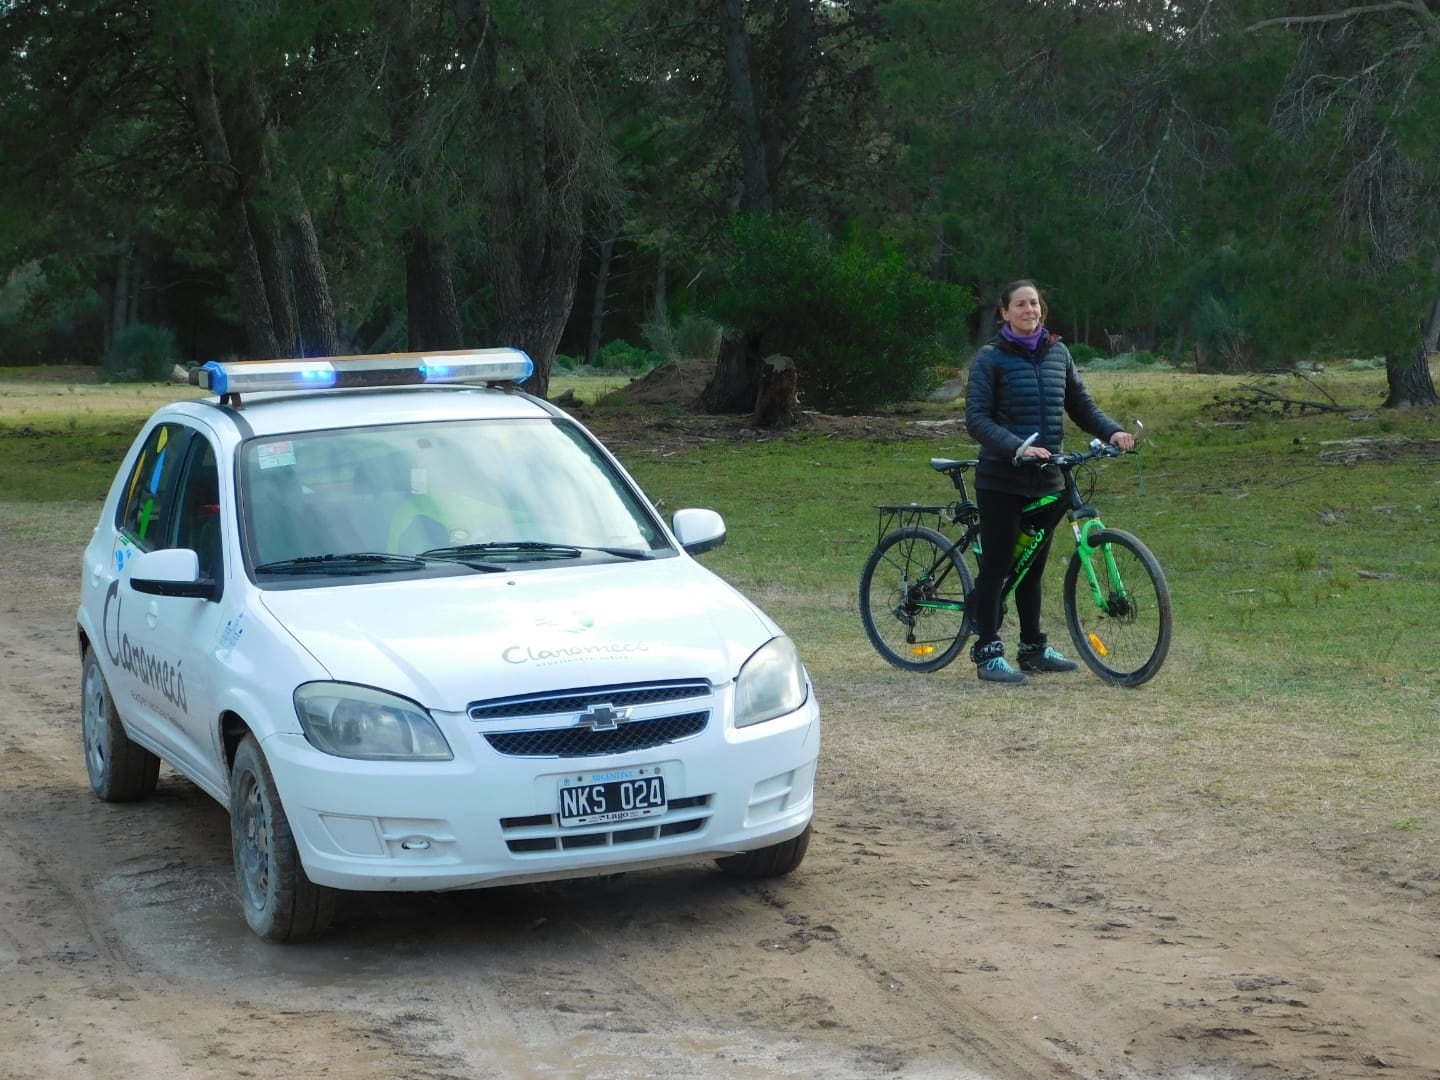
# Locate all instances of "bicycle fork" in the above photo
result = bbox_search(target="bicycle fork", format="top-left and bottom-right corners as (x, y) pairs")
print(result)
(1071, 516), (1132, 656)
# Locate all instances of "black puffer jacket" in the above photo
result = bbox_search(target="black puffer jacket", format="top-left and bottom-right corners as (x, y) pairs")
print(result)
(965, 332), (1123, 497)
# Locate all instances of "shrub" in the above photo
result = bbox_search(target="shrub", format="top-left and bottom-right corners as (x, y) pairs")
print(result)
(639, 317), (677, 360)
(1069, 343), (1106, 365)
(103, 323), (177, 382)
(699, 214), (972, 411)
(673, 314), (723, 362)
(640, 313), (723, 363)
(553, 353), (582, 372)
(596, 339), (665, 373)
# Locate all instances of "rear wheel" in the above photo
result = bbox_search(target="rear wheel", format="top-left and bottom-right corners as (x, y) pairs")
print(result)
(859, 526), (973, 673)
(230, 735), (337, 942)
(81, 648), (160, 801)
(1063, 529), (1172, 687)
(716, 824), (812, 879)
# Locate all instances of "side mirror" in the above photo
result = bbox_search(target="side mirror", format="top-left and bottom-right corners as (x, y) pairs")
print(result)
(129, 548), (219, 601)
(671, 508), (726, 557)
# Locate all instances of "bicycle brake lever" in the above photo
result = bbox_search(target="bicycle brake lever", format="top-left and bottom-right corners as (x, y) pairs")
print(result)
(1012, 432), (1039, 465)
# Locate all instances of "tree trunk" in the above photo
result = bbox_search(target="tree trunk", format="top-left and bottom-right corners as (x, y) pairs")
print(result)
(653, 247), (668, 325)
(404, 228), (463, 352)
(586, 235), (616, 365)
(286, 210), (339, 357)
(700, 331), (763, 412)
(263, 125), (338, 356)
(226, 76), (297, 356)
(720, 0), (771, 213)
(109, 232), (133, 348)
(384, 0), (463, 354)
(180, 58), (281, 360)
(764, 0), (813, 198)
(1381, 348), (1440, 408)
(492, 188), (581, 401)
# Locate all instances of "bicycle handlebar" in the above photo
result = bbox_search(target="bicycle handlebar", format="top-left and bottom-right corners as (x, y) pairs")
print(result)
(1048, 439), (1129, 469)
(1012, 434), (1130, 470)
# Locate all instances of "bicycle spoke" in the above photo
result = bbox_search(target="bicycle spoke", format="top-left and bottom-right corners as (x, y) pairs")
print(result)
(1063, 529), (1172, 687)
(859, 526), (973, 673)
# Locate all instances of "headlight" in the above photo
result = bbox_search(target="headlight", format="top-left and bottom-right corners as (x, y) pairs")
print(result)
(294, 683), (453, 760)
(733, 636), (808, 728)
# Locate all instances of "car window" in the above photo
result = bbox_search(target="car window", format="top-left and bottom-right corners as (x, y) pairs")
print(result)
(116, 422), (193, 551)
(171, 437), (224, 584)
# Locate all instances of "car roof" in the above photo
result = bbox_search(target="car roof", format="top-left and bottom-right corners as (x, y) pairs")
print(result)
(156, 384), (562, 439)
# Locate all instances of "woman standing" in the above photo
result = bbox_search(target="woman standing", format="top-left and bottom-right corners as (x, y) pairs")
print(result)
(964, 280), (1135, 685)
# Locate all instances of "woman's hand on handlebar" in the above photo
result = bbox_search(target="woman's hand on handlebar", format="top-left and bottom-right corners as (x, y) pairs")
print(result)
(1018, 444), (1052, 463)
(1109, 430), (1136, 452)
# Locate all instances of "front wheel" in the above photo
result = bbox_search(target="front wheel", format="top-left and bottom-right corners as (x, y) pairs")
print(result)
(230, 735), (337, 942)
(859, 526), (973, 673)
(1063, 529), (1172, 687)
(716, 824), (812, 879)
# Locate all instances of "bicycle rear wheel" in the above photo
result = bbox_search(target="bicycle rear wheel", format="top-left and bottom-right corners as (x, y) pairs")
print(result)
(1063, 528), (1171, 687)
(859, 526), (973, 673)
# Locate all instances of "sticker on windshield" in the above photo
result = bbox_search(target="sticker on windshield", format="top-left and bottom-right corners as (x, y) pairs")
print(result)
(256, 441), (297, 470)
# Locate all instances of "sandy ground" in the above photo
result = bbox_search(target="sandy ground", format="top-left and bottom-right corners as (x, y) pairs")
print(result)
(1, 492), (1437, 1080)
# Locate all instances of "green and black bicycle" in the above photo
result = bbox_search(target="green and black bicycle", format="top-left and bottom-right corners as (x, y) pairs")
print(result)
(858, 436), (1172, 687)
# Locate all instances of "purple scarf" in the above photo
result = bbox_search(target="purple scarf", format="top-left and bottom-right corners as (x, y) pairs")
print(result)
(1000, 324), (1048, 352)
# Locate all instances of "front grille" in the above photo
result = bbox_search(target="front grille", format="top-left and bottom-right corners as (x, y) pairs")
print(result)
(470, 679), (714, 759)
(469, 680), (710, 721)
(484, 710), (707, 757)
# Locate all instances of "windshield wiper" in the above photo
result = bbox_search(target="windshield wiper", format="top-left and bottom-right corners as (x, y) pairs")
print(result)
(253, 552), (426, 574)
(418, 541), (652, 562)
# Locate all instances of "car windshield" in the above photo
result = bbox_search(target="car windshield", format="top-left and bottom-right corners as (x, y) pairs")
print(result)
(239, 417), (669, 577)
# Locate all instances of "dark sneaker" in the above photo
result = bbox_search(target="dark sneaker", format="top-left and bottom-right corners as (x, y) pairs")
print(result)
(977, 657), (1027, 685)
(1018, 645), (1079, 673)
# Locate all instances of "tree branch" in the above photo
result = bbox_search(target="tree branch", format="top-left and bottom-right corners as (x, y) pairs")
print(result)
(1245, 2), (1436, 36)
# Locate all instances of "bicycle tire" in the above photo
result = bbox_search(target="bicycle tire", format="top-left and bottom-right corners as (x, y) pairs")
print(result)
(859, 525), (973, 673)
(1062, 528), (1172, 687)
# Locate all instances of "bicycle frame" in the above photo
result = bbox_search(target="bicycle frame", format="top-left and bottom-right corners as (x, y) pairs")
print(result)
(915, 442), (1136, 613)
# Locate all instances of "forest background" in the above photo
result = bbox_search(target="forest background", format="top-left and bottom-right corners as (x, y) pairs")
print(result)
(2, 0), (1438, 413)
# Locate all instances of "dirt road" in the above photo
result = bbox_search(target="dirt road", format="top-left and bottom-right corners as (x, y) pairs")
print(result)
(1, 502), (1436, 1079)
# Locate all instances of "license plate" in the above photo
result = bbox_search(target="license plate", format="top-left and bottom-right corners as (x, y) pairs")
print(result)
(558, 769), (667, 827)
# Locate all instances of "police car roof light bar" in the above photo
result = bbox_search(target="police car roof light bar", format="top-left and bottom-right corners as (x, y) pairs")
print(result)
(192, 348), (534, 400)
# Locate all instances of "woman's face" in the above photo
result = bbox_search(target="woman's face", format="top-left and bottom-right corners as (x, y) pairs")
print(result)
(1001, 286), (1044, 335)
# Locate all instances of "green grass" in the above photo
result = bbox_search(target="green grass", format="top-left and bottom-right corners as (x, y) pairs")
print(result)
(3, 365), (1438, 874)
(611, 367), (1440, 862)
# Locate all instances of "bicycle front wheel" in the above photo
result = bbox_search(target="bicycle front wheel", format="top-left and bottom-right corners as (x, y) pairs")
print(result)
(859, 526), (973, 673)
(1063, 528), (1172, 687)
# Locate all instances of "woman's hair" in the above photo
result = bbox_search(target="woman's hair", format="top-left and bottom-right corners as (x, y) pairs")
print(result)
(997, 279), (1047, 319)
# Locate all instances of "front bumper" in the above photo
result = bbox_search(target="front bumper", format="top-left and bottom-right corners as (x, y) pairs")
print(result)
(261, 695), (820, 892)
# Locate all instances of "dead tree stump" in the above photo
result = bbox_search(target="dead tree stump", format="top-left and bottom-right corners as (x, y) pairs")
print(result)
(752, 353), (798, 429)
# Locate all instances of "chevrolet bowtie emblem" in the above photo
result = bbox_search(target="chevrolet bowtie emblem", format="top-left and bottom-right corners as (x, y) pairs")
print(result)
(577, 703), (631, 731)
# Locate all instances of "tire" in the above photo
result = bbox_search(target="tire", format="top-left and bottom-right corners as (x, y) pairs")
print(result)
(859, 526), (973, 673)
(230, 735), (337, 942)
(716, 824), (812, 879)
(81, 647), (160, 802)
(1063, 528), (1172, 687)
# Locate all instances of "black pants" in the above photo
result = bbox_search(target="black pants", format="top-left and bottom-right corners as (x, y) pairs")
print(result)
(968, 488), (1068, 659)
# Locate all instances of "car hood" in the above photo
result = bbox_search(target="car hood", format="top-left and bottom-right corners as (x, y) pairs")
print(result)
(259, 557), (776, 711)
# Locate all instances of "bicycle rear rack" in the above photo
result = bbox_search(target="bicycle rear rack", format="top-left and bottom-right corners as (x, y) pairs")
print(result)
(872, 502), (955, 544)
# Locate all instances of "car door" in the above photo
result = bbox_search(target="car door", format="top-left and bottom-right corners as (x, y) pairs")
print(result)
(107, 422), (229, 794)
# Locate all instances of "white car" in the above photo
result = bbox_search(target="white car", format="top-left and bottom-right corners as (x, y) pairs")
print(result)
(76, 349), (819, 942)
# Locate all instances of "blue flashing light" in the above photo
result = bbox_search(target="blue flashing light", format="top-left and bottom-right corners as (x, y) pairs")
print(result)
(197, 359), (337, 395)
(192, 348), (533, 398)
(418, 348), (533, 384)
